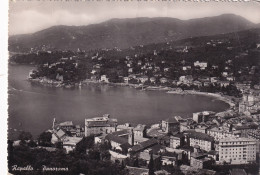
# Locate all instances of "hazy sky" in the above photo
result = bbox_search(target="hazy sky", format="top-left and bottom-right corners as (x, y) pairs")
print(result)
(9, 1), (260, 35)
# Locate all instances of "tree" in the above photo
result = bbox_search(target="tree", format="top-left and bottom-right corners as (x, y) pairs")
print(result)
(38, 132), (52, 147)
(148, 153), (155, 175)
(75, 135), (94, 153)
(18, 131), (32, 141)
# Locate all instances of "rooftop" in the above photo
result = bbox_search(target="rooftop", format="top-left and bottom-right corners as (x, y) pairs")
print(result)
(185, 130), (214, 142)
(63, 136), (83, 146)
(220, 137), (256, 143)
(105, 134), (129, 145)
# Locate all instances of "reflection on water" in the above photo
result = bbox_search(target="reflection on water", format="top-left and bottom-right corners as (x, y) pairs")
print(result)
(8, 64), (229, 138)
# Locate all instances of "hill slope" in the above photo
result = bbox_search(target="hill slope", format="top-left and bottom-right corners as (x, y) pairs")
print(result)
(9, 14), (257, 52)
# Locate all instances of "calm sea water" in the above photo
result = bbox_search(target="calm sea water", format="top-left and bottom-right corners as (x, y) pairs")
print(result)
(8, 64), (229, 138)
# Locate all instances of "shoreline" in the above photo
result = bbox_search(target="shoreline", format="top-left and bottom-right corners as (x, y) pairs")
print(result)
(28, 77), (237, 110)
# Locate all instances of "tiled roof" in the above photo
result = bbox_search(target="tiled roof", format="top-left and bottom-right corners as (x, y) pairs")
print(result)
(185, 130), (214, 142)
(55, 129), (66, 138)
(130, 138), (158, 153)
(105, 134), (128, 145)
(111, 130), (130, 136)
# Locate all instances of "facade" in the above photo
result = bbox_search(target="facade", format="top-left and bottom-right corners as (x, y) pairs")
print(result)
(219, 137), (257, 164)
(85, 114), (117, 136)
(161, 117), (180, 133)
(170, 133), (184, 149)
(133, 124), (146, 138)
(246, 129), (260, 153)
(194, 61), (208, 70)
(185, 131), (214, 152)
(207, 127), (235, 141)
(63, 136), (83, 153)
(193, 111), (212, 123)
(100, 75), (109, 83)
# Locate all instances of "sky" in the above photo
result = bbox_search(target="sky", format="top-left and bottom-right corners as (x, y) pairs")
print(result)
(9, 1), (260, 35)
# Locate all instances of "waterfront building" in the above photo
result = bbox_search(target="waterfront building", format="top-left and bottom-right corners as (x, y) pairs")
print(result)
(100, 75), (109, 83)
(219, 137), (257, 164)
(194, 61), (208, 70)
(193, 111), (213, 123)
(85, 114), (117, 136)
(161, 117), (180, 133)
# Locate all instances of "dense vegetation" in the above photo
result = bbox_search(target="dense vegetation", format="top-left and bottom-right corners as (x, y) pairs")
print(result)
(8, 132), (128, 175)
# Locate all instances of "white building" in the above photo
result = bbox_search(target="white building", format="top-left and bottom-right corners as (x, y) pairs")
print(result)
(207, 127), (236, 141)
(194, 61), (207, 70)
(85, 114), (117, 136)
(100, 75), (109, 83)
(219, 137), (257, 164)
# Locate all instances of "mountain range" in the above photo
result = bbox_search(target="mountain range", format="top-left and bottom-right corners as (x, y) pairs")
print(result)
(9, 14), (260, 52)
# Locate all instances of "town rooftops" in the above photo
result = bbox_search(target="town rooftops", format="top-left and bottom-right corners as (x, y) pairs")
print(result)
(54, 129), (66, 139)
(171, 132), (184, 139)
(185, 130), (214, 142)
(111, 129), (130, 136)
(130, 138), (158, 153)
(219, 137), (256, 143)
(105, 134), (129, 145)
(126, 166), (148, 175)
(63, 136), (83, 146)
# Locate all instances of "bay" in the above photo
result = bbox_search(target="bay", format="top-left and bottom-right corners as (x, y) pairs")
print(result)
(8, 64), (229, 138)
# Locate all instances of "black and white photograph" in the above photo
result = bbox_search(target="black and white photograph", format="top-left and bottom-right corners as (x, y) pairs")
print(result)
(6, 1), (260, 174)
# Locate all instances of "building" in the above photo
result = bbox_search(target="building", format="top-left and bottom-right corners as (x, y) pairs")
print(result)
(194, 61), (208, 70)
(190, 146), (213, 169)
(57, 121), (74, 131)
(185, 131), (214, 152)
(246, 129), (260, 153)
(161, 117), (180, 133)
(207, 127), (235, 141)
(133, 124), (146, 138)
(85, 114), (117, 136)
(219, 137), (257, 164)
(105, 134), (131, 153)
(170, 133), (185, 149)
(129, 138), (158, 155)
(62, 136), (83, 153)
(193, 111), (213, 123)
(100, 75), (109, 83)
(51, 129), (67, 144)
